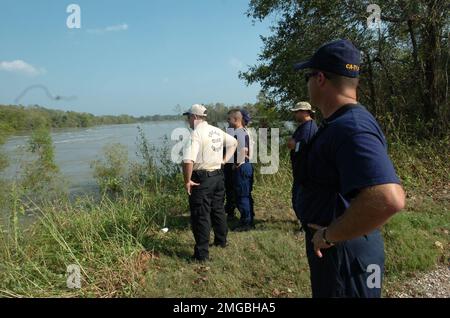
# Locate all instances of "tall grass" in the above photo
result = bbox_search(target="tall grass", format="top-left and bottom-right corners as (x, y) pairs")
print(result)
(0, 128), (448, 297)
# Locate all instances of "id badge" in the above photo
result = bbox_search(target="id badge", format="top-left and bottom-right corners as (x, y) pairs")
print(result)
(295, 142), (301, 153)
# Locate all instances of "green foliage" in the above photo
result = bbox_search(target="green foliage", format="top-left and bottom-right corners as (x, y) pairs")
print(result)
(20, 127), (63, 199)
(241, 0), (450, 137)
(384, 199), (450, 275)
(92, 127), (184, 197)
(0, 142), (447, 297)
(388, 136), (450, 191)
(0, 104), (182, 135)
(91, 144), (129, 195)
(0, 122), (14, 173)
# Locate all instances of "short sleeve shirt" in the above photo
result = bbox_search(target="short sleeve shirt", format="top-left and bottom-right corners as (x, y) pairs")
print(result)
(183, 121), (237, 171)
(290, 120), (318, 170)
(298, 104), (401, 226)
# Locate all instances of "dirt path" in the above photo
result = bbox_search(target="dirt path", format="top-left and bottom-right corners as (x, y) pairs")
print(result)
(387, 265), (450, 298)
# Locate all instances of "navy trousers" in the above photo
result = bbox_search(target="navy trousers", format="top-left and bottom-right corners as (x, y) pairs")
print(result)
(233, 163), (255, 225)
(223, 163), (236, 216)
(292, 181), (302, 221)
(305, 229), (385, 298)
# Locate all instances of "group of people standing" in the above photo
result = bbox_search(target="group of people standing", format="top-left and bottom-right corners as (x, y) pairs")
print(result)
(181, 105), (255, 263)
(182, 39), (406, 298)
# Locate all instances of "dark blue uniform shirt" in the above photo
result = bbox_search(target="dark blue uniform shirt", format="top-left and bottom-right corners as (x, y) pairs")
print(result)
(298, 104), (401, 226)
(234, 131), (250, 164)
(290, 120), (318, 171)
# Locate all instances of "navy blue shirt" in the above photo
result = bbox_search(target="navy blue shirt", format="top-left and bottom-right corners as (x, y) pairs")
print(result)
(290, 120), (318, 171)
(298, 104), (400, 226)
(224, 128), (250, 164)
(234, 132), (250, 164)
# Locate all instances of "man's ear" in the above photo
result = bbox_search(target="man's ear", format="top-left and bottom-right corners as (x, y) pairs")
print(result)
(317, 72), (327, 87)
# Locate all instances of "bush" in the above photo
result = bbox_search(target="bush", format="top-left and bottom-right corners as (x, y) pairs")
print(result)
(91, 143), (129, 195)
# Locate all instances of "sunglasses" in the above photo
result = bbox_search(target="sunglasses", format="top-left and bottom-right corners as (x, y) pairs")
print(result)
(304, 71), (331, 84)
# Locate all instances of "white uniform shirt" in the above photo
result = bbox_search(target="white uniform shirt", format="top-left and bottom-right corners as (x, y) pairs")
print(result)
(183, 121), (237, 171)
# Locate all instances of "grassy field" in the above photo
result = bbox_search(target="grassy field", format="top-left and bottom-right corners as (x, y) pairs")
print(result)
(0, 139), (449, 298)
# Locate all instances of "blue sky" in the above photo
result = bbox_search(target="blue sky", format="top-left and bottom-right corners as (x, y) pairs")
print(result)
(0, 0), (270, 116)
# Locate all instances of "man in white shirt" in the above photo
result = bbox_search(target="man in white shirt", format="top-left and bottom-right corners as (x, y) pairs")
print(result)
(182, 104), (238, 262)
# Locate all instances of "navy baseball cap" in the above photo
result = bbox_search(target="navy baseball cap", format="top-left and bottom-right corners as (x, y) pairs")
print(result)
(294, 39), (361, 78)
(240, 109), (251, 125)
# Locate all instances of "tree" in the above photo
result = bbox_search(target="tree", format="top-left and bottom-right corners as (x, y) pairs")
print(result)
(240, 0), (449, 136)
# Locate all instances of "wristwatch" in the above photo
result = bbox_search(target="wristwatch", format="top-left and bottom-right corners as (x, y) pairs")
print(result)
(322, 228), (335, 246)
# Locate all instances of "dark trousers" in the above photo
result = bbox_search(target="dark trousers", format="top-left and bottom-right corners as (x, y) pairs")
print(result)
(292, 181), (302, 221)
(189, 170), (228, 260)
(305, 229), (385, 298)
(233, 163), (255, 225)
(223, 163), (236, 216)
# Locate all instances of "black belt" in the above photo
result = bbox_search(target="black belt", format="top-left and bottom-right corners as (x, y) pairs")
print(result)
(193, 169), (223, 178)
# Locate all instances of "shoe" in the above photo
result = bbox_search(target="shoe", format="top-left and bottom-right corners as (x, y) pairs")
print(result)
(213, 242), (228, 248)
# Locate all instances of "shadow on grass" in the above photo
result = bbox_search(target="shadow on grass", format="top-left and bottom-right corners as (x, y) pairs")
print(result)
(165, 215), (191, 231)
(253, 219), (299, 231)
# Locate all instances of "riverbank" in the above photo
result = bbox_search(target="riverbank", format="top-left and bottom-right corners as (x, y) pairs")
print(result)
(0, 104), (182, 135)
(0, 121), (186, 198)
(0, 136), (448, 298)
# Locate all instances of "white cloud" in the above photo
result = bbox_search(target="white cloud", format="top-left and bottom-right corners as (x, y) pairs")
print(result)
(0, 60), (45, 77)
(87, 23), (129, 34)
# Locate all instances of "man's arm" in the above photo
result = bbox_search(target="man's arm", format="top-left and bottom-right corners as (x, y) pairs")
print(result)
(182, 160), (199, 195)
(183, 160), (194, 185)
(326, 183), (405, 241)
(309, 183), (405, 257)
(181, 131), (200, 196)
(287, 138), (296, 150)
(223, 133), (238, 164)
(236, 134), (250, 165)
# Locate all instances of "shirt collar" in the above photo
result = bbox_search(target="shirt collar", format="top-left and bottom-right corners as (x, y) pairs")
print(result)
(324, 103), (361, 123)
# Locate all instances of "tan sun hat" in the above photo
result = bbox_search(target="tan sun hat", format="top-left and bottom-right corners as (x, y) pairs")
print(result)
(291, 101), (315, 113)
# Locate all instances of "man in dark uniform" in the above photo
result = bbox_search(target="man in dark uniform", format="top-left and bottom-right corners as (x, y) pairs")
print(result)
(293, 40), (406, 297)
(182, 104), (238, 262)
(287, 102), (318, 231)
(226, 109), (255, 232)
(224, 120), (237, 220)
(224, 110), (253, 222)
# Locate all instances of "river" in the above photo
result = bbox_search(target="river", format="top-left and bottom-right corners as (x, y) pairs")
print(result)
(1, 120), (189, 196)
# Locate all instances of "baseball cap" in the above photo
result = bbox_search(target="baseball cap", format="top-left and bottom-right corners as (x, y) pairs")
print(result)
(183, 104), (207, 117)
(240, 109), (251, 125)
(294, 39), (361, 78)
(291, 101), (315, 113)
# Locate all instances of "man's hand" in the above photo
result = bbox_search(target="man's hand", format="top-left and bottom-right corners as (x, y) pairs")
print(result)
(185, 180), (200, 196)
(308, 224), (334, 258)
(287, 138), (296, 150)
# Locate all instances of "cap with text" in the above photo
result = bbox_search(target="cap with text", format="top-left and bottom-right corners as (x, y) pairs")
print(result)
(294, 39), (361, 78)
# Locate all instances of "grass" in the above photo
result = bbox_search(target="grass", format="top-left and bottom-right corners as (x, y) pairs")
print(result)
(0, 139), (448, 298)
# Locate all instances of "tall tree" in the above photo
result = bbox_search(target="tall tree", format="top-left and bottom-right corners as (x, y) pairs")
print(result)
(240, 0), (449, 136)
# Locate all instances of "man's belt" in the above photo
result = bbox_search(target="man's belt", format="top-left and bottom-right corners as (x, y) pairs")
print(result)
(193, 169), (223, 178)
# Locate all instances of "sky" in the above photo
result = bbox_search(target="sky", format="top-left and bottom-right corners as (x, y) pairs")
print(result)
(0, 0), (271, 116)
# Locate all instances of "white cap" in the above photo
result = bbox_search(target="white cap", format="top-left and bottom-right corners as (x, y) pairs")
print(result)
(183, 104), (207, 117)
(291, 101), (315, 113)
